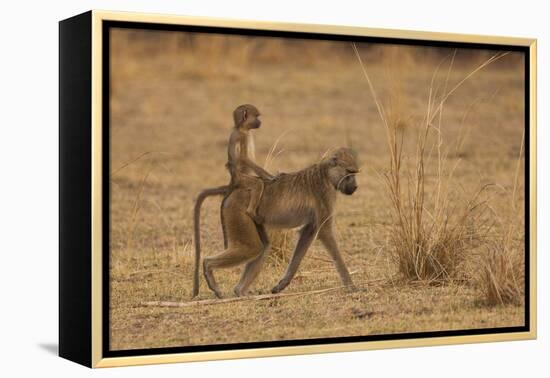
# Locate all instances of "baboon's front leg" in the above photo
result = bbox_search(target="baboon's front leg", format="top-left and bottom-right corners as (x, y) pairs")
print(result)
(318, 225), (355, 289)
(271, 223), (316, 294)
(234, 224), (271, 296)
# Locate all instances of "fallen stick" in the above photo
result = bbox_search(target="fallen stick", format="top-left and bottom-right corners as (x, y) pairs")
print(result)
(141, 286), (346, 308)
(297, 269), (360, 277)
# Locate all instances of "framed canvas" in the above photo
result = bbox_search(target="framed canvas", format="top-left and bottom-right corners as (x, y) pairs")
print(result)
(59, 10), (537, 368)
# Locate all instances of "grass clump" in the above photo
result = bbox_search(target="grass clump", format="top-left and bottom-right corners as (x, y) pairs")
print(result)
(480, 238), (524, 306)
(352, 44), (507, 283)
(478, 131), (525, 306)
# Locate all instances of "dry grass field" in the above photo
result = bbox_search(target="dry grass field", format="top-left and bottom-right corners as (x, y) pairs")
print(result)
(108, 28), (526, 350)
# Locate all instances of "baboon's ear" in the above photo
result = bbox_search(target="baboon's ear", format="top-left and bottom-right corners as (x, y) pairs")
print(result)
(234, 107), (247, 126)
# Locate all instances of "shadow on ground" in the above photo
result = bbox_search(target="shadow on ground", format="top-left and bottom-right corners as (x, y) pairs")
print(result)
(38, 343), (58, 355)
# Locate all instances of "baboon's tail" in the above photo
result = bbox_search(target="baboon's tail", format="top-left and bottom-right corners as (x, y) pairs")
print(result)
(193, 185), (229, 298)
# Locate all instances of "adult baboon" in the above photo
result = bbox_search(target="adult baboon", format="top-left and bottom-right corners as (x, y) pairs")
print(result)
(193, 147), (360, 298)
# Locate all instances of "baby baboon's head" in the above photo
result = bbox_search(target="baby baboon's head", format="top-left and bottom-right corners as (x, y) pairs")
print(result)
(325, 147), (359, 195)
(233, 104), (261, 130)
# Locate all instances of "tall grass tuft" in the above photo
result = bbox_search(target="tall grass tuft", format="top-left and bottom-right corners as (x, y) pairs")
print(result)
(478, 131), (525, 305)
(480, 238), (524, 305)
(352, 44), (508, 283)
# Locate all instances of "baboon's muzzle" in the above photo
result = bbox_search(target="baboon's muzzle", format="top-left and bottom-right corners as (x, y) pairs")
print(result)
(339, 177), (357, 195)
(343, 184), (357, 195)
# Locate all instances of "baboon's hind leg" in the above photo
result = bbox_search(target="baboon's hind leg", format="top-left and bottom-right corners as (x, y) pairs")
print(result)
(203, 245), (261, 298)
(220, 193), (230, 249)
(234, 224), (271, 296)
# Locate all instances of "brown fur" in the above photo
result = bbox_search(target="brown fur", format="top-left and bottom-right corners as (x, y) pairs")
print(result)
(193, 147), (359, 298)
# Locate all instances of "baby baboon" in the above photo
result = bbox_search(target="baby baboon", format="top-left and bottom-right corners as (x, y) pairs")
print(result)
(193, 147), (360, 298)
(227, 104), (274, 223)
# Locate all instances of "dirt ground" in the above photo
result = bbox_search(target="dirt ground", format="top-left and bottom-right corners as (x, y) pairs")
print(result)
(108, 28), (525, 350)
